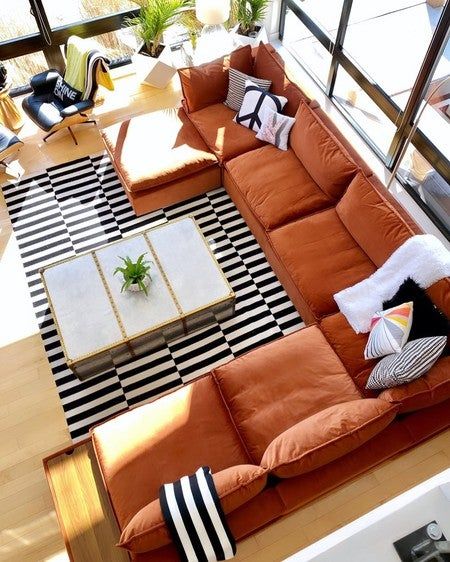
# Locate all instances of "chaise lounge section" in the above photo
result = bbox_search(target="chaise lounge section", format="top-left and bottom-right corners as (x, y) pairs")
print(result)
(93, 42), (450, 560)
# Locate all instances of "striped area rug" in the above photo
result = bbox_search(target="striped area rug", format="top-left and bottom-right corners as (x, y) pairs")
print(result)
(2, 152), (304, 441)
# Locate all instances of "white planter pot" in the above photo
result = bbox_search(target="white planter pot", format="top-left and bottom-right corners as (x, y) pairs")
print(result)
(126, 275), (151, 293)
(231, 25), (268, 48)
(132, 45), (176, 89)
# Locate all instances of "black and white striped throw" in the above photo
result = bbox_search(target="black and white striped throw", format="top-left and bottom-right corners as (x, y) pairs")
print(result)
(160, 467), (236, 562)
(1, 152), (303, 441)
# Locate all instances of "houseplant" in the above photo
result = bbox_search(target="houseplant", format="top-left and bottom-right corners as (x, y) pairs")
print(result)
(114, 253), (152, 296)
(126, 0), (189, 87)
(231, 0), (270, 46)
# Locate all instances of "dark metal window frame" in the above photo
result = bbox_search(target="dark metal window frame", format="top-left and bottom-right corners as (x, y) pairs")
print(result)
(279, 0), (450, 238)
(0, 0), (139, 85)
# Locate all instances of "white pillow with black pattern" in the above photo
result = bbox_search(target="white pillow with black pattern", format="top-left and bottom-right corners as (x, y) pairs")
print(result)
(225, 68), (272, 112)
(366, 336), (447, 390)
(234, 79), (287, 133)
(256, 106), (296, 151)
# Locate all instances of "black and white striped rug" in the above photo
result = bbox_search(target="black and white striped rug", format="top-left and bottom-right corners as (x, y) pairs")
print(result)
(2, 152), (303, 441)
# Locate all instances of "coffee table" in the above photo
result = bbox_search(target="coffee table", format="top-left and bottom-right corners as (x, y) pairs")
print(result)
(41, 217), (235, 380)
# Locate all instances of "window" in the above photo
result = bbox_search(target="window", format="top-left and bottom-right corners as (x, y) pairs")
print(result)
(280, 0), (450, 238)
(41, 0), (138, 27)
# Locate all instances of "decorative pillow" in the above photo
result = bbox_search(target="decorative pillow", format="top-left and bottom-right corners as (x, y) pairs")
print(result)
(234, 80), (287, 133)
(118, 464), (267, 553)
(364, 302), (414, 360)
(255, 106), (296, 151)
(260, 399), (398, 478)
(383, 278), (449, 344)
(366, 336), (447, 390)
(225, 68), (271, 111)
(53, 76), (82, 107)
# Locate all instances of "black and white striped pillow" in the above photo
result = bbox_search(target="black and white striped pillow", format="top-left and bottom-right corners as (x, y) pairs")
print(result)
(366, 336), (447, 390)
(224, 68), (271, 112)
(234, 80), (287, 133)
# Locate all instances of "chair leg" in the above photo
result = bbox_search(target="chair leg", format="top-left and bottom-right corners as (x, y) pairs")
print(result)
(43, 130), (57, 143)
(67, 127), (78, 146)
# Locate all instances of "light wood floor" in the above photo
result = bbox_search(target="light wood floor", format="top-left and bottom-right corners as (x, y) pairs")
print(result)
(0, 62), (449, 562)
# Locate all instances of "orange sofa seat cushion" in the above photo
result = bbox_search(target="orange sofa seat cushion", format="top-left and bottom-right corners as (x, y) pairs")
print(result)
(213, 326), (362, 463)
(320, 312), (375, 391)
(253, 42), (311, 117)
(118, 464), (267, 553)
(269, 209), (376, 320)
(91, 376), (251, 529)
(187, 103), (266, 163)
(290, 102), (358, 200)
(378, 356), (450, 413)
(102, 108), (217, 193)
(179, 45), (253, 113)
(336, 171), (417, 267)
(225, 145), (333, 230)
(261, 399), (398, 478)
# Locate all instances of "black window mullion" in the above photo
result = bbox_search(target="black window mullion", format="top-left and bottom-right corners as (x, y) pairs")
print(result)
(285, 0), (334, 53)
(325, 0), (353, 97)
(386, 1), (450, 169)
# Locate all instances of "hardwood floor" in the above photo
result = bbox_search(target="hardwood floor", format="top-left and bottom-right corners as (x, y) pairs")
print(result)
(0, 61), (449, 562)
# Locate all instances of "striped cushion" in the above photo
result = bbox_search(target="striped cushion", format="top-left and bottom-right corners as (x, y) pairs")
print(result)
(224, 68), (271, 111)
(256, 106), (296, 150)
(364, 302), (413, 359)
(366, 336), (447, 390)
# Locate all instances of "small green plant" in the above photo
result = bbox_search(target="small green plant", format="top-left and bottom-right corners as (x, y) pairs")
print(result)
(114, 253), (151, 295)
(125, 0), (189, 57)
(233, 0), (270, 35)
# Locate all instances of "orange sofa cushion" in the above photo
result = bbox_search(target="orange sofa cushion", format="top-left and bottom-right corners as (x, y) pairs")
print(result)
(253, 42), (310, 117)
(118, 464), (267, 553)
(290, 102), (358, 200)
(269, 209), (376, 320)
(320, 313), (375, 391)
(261, 399), (398, 478)
(378, 356), (450, 413)
(336, 171), (416, 267)
(187, 103), (266, 163)
(213, 326), (362, 463)
(225, 145), (333, 230)
(178, 45), (253, 113)
(101, 108), (217, 193)
(91, 376), (251, 528)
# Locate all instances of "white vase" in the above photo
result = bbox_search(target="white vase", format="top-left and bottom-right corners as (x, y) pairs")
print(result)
(127, 275), (151, 293)
(231, 25), (268, 48)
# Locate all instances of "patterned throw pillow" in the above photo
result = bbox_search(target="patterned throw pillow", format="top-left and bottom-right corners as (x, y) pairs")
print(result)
(256, 106), (296, 151)
(234, 80), (287, 133)
(53, 76), (82, 108)
(364, 302), (413, 360)
(366, 336), (447, 390)
(225, 68), (272, 112)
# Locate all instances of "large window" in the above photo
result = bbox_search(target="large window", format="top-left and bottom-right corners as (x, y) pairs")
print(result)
(0, 0), (139, 90)
(280, 0), (450, 238)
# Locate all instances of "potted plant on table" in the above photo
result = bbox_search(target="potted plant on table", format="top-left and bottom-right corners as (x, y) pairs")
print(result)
(126, 0), (188, 88)
(114, 253), (152, 296)
(231, 0), (270, 47)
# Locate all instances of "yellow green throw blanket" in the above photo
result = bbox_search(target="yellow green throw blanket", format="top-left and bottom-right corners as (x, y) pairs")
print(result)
(64, 36), (114, 99)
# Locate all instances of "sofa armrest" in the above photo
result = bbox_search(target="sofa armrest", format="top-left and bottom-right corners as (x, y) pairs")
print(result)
(60, 99), (94, 118)
(178, 45), (253, 113)
(30, 70), (61, 95)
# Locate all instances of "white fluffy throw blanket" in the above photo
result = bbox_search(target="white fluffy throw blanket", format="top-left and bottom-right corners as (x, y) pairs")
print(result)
(334, 234), (450, 333)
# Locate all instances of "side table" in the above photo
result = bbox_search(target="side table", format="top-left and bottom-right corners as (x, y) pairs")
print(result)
(0, 81), (24, 130)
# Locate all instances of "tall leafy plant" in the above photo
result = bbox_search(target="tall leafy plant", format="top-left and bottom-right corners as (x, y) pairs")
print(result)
(126, 0), (188, 57)
(234, 0), (271, 35)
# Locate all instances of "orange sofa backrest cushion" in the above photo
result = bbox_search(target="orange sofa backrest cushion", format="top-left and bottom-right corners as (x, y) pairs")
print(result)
(253, 42), (311, 117)
(118, 464), (268, 553)
(290, 101), (358, 200)
(179, 45), (253, 113)
(261, 399), (398, 478)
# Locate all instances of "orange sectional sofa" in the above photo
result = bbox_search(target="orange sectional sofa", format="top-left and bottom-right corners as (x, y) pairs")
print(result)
(94, 43), (450, 561)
